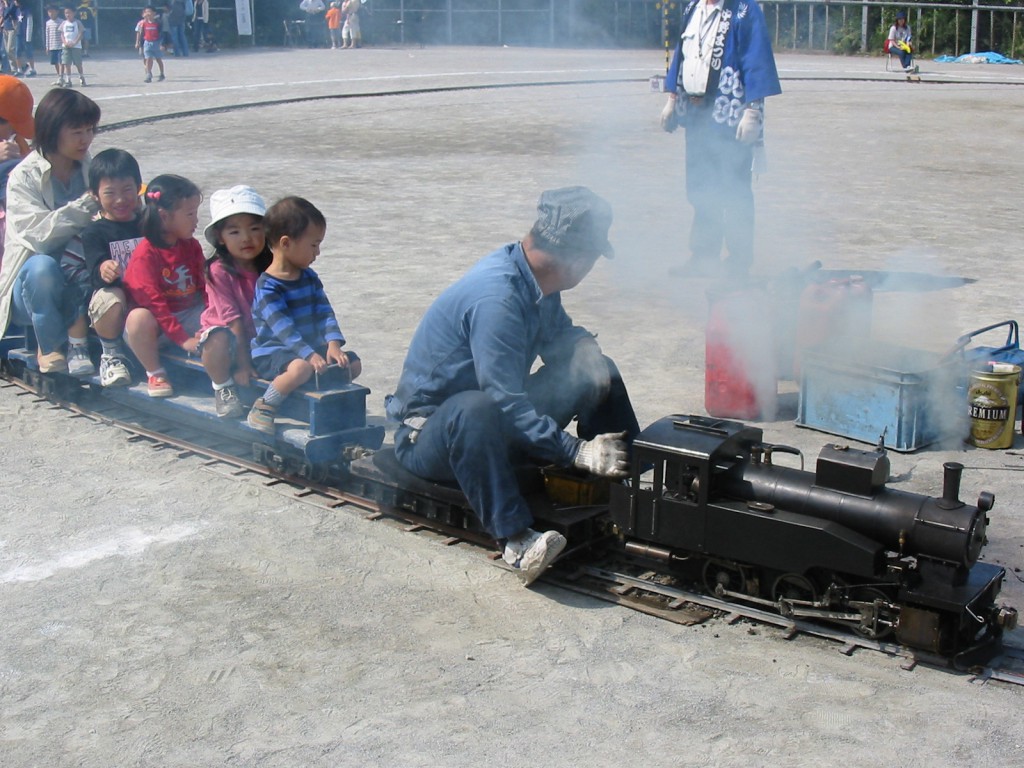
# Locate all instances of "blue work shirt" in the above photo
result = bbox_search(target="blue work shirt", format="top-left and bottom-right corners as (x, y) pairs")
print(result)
(386, 242), (591, 465)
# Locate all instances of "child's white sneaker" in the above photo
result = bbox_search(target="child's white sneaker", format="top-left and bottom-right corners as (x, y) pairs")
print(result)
(99, 355), (131, 387)
(68, 344), (95, 377)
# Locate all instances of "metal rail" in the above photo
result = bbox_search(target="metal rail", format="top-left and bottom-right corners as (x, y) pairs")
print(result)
(93, 71), (1024, 140)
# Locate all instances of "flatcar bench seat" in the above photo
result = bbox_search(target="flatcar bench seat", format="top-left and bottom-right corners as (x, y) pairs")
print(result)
(159, 348), (370, 437)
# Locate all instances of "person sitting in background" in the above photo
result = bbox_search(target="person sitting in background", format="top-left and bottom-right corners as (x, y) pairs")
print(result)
(887, 11), (917, 74)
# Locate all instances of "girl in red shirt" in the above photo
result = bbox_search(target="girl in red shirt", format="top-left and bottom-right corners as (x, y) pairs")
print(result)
(124, 173), (225, 398)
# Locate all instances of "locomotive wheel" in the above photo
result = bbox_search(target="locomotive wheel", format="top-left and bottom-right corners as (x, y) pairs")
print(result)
(772, 574), (817, 617)
(298, 461), (329, 484)
(850, 587), (897, 640)
(702, 560), (746, 599)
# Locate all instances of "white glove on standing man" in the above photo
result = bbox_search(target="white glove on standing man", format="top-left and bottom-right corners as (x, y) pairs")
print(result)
(735, 106), (762, 144)
(574, 431), (630, 478)
(660, 95), (679, 133)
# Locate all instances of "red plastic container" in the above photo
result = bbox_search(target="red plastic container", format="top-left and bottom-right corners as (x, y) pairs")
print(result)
(793, 277), (873, 379)
(705, 287), (777, 420)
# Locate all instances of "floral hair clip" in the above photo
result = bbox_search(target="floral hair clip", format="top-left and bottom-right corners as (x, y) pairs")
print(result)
(146, 190), (161, 201)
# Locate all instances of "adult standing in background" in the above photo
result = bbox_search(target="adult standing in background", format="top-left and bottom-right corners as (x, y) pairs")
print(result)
(192, 0), (210, 52)
(0, 0), (14, 72)
(75, 0), (95, 57)
(10, 0), (35, 77)
(659, 0), (780, 278)
(299, 0), (325, 47)
(341, 0), (361, 48)
(168, 0), (189, 57)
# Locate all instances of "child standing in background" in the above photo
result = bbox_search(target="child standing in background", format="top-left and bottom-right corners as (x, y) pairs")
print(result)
(60, 5), (85, 86)
(122, 174), (205, 396)
(199, 185), (272, 418)
(134, 6), (164, 83)
(44, 5), (62, 85)
(325, 1), (342, 49)
(247, 196), (361, 434)
(11, 0), (35, 77)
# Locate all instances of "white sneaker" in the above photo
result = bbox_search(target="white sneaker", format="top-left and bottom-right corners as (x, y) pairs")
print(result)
(99, 354), (131, 387)
(502, 529), (567, 587)
(67, 344), (95, 377)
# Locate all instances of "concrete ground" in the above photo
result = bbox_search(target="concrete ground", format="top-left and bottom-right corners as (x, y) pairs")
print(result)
(2, 45), (1024, 766)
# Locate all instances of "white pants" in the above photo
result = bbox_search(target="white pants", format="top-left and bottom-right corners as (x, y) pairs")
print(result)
(342, 15), (360, 40)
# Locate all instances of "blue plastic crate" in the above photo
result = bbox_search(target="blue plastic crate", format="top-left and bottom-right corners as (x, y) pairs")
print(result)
(796, 343), (961, 452)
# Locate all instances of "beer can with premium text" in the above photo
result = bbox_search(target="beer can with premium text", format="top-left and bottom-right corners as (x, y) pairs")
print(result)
(967, 364), (1020, 449)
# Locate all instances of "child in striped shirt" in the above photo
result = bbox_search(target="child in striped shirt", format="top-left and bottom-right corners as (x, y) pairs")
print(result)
(247, 196), (361, 435)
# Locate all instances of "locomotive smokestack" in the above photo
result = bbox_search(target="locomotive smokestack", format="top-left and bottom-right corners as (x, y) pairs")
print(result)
(941, 462), (963, 505)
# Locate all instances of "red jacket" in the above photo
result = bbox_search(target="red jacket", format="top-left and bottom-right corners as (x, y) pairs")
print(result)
(124, 237), (206, 346)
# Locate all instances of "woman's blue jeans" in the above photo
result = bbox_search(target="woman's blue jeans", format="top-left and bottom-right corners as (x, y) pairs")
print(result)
(171, 25), (190, 56)
(10, 254), (77, 354)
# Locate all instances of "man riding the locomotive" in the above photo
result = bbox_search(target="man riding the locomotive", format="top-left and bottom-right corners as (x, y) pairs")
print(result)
(385, 186), (641, 586)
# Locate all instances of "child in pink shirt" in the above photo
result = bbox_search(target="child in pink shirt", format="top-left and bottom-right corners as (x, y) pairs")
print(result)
(198, 185), (271, 418)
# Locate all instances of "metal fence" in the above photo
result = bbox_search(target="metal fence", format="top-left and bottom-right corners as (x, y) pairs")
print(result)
(76, 0), (1024, 55)
(364, 0), (1024, 57)
(760, 1), (1024, 57)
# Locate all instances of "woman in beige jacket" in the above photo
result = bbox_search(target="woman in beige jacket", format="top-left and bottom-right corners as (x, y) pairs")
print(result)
(0, 87), (99, 373)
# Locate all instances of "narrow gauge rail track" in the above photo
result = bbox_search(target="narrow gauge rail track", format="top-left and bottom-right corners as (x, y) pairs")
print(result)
(4, 370), (1024, 687)
(94, 72), (1024, 135)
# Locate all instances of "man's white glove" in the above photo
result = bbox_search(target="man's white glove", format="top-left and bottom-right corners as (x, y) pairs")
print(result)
(735, 107), (762, 144)
(660, 97), (678, 133)
(573, 431), (630, 478)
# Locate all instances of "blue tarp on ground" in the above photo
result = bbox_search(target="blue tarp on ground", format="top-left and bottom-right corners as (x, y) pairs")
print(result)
(934, 51), (1023, 64)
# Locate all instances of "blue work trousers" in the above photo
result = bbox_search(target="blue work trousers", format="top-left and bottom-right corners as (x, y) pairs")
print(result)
(394, 354), (640, 540)
(10, 254), (78, 354)
(685, 113), (755, 271)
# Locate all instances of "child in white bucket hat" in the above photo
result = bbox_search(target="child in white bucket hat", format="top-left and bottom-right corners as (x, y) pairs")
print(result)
(198, 185), (273, 418)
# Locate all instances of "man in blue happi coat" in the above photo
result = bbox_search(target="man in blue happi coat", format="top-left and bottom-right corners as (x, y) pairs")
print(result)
(660, 0), (781, 277)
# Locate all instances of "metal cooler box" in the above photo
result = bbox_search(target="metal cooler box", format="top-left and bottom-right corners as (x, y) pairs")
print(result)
(796, 342), (961, 452)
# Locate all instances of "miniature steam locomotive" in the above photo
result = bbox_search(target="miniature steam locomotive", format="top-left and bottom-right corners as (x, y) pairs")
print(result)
(610, 414), (1018, 658)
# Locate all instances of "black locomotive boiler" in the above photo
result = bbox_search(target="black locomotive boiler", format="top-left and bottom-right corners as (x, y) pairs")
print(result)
(609, 415), (1018, 658)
